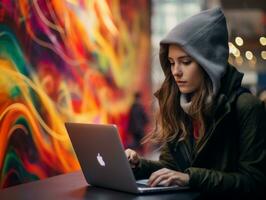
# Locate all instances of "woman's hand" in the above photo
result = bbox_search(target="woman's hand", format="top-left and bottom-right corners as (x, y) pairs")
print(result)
(148, 168), (189, 187)
(125, 148), (140, 168)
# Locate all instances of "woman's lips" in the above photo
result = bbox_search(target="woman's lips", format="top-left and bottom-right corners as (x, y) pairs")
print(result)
(177, 81), (187, 86)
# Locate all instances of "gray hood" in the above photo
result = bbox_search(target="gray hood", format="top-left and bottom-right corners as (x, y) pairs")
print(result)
(160, 7), (229, 95)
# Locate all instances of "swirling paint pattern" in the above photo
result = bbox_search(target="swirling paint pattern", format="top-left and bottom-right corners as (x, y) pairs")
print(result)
(0, 0), (151, 188)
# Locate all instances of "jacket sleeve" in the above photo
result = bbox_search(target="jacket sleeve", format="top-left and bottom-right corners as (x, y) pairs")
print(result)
(133, 143), (181, 179)
(186, 94), (266, 194)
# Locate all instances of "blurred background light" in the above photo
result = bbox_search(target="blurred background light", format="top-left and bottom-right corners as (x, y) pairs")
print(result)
(259, 37), (266, 46)
(245, 51), (253, 60)
(235, 36), (244, 46)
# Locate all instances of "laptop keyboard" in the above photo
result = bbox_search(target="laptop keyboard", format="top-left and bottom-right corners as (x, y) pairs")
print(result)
(136, 179), (187, 192)
(136, 179), (165, 188)
(137, 183), (169, 189)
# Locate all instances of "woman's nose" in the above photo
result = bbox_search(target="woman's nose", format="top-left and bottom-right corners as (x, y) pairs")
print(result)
(172, 64), (183, 76)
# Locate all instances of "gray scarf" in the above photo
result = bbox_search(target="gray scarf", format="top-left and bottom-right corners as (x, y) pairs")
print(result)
(180, 93), (214, 115)
(180, 94), (192, 114)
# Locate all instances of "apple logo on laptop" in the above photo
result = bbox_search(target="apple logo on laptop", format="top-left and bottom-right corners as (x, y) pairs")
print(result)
(97, 153), (105, 166)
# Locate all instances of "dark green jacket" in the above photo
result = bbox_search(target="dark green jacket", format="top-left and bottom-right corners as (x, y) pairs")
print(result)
(133, 66), (266, 197)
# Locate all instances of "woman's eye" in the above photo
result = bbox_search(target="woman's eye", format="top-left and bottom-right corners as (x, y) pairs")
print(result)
(183, 60), (192, 65)
(169, 62), (175, 66)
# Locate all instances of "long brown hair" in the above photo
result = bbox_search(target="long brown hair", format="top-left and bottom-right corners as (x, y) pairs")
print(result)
(143, 44), (214, 145)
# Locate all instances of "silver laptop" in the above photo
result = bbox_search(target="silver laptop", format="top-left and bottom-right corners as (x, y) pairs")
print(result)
(65, 122), (189, 194)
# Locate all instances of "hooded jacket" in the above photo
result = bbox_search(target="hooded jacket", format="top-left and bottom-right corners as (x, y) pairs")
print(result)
(133, 7), (266, 198)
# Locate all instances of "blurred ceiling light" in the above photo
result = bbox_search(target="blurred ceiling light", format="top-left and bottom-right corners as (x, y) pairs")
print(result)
(234, 49), (241, 57)
(261, 51), (266, 60)
(235, 37), (244, 46)
(259, 37), (266, 46)
(229, 42), (240, 57)
(245, 51), (253, 60)
(229, 42), (235, 54)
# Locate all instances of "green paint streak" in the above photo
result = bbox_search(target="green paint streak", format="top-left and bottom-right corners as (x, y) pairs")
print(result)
(10, 85), (22, 98)
(0, 25), (31, 77)
(1, 147), (39, 185)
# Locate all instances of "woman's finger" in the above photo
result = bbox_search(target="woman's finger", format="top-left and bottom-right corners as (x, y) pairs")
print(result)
(148, 168), (170, 185)
(125, 149), (139, 168)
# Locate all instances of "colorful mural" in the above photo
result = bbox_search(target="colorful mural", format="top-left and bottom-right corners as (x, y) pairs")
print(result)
(0, 0), (151, 188)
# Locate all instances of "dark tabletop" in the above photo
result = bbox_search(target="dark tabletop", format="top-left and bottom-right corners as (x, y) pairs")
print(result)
(0, 170), (200, 200)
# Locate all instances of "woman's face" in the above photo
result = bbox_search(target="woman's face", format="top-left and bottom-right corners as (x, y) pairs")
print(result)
(168, 44), (204, 94)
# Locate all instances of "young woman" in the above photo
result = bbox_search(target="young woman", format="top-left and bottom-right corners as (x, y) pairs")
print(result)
(125, 7), (266, 198)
